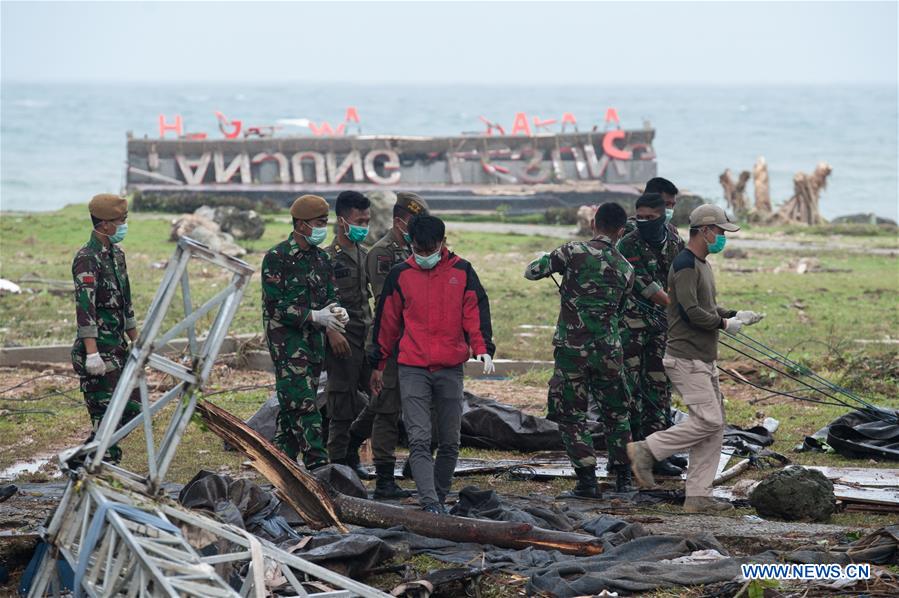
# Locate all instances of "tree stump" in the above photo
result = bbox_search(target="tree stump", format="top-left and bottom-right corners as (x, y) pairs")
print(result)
(772, 162), (832, 225)
(753, 157), (772, 216)
(719, 169), (751, 215)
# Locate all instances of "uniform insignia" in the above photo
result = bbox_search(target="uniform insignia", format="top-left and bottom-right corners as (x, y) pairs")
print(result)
(377, 255), (392, 274)
(82, 275), (95, 284)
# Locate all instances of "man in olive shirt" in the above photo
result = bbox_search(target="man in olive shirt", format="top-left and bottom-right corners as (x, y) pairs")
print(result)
(324, 191), (373, 474)
(628, 205), (764, 513)
(346, 192), (429, 498)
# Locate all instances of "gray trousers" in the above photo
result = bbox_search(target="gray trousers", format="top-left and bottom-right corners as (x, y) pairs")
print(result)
(398, 364), (464, 506)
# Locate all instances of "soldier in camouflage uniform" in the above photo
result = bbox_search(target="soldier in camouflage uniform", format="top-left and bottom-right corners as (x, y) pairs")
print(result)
(618, 192), (687, 477)
(71, 194), (141, 464)
(525, 202), (637, 496)
(262, 195), (348, 470)
(323, 191), (373, 476)
(346, 192), (429, 498)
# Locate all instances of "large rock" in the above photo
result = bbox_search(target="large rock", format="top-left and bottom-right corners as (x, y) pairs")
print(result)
(575, 205), (598, 236)
(365, 190), (396, 244)
(749, 466), (835, 522)
(830, 213), (897, 226)
(195, 205), (265, 240)
(170, 214), (247, 258)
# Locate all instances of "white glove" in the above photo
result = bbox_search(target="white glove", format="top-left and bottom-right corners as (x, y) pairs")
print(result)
(330, 305), (349, 325)
(476, 354), (495, 375)
(85, 352), (107, 376)
(736, 310), (765, 326)
(723, 317), (743, 334)
(310, 303), (346, 332)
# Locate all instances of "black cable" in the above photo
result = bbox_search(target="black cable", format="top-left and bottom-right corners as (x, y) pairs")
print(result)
(716, 366), (848, 408)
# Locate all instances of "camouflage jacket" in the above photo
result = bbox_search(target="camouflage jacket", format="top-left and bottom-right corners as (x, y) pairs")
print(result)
(324, 238), (371, 346)
(617, 223), (685, 329)
(261, 234), (337, 362)
(72, 234), (136, 351)
(525, 235), (635, 349)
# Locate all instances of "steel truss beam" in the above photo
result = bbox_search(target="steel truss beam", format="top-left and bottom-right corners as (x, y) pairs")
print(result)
(29, 238), (388, 597)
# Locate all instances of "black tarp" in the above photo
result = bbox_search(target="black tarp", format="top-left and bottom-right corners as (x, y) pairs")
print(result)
(800, 407), (899, 461)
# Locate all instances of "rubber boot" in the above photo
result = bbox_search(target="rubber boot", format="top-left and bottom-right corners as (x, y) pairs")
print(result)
(343, 437), (372, 480)
(561, 466), (601, 499)
(615, 468), (637, 493)
(373, 463), (412, 499)
(653, 458), (684, 477)
(668, 454), (688, 469)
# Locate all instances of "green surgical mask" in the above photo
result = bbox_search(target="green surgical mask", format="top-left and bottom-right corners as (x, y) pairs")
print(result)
(665, 208), (674, 224)
(303, 226), (327, 246)
(413, 249), (440, 270)
(403, 232), (412, 244)
(108, 223), (128, 244)
(346, 223), (369, 243)
(707, 233), (727, 254)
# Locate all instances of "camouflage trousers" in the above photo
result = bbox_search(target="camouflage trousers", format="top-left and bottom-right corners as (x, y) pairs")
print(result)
(272, 355), (328, 470)
(547, 345), (636, 470)
(72, 341), (141, 464)
(621, 324), (672, 439)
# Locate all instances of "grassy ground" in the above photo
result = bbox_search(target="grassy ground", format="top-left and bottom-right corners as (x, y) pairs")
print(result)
(1, 205), (897, 595)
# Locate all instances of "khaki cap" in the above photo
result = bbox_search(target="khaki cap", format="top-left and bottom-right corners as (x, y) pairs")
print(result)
(88, 194), (128, 221)
(290, 194), (329, 220)
(396, 192), (429, 216)
(689, 204), (740, 232)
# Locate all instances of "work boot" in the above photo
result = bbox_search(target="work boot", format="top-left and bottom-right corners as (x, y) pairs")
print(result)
(343, 445), (372, 480)
(422, 502), (445, 515)
(653, 458), (684, 477)
(561, 466), (601, 499)
(626, 441), (657, 489)
(668, 454), (688, 469)
(615, 468), (636, 493)
(682, 496), (735, 514)
(373, 463), (412, 499)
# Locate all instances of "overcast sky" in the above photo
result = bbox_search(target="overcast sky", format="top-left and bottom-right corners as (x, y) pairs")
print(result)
(1, 1), (896, 85)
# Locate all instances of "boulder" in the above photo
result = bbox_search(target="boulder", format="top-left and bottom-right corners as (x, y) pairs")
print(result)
(575, 205), (597, 236)
(749, 466), (835, 522)
(365, 190), (396, 244)
(194, 205), (265, 240)
(170, 214), (247, 258)
(830, 213), (897, 226)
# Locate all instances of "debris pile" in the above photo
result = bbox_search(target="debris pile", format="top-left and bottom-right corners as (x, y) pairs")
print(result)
(169, 213), (247, 257)
(194, 205), (265, 240)
(749, 466), (836, 522)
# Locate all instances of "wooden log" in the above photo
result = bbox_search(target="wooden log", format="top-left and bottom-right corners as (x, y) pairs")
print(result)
(332, 494), (604, 556)
(196, 400), (605, 556)
(752, 157), (771, 215)
(719, 169), (750, 214)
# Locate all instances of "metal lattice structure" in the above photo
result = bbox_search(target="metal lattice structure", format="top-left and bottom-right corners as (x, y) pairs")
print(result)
(28, 238), (389, 598)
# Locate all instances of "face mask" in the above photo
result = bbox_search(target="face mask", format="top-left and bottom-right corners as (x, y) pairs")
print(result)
(636, 217), (667, 245)
(108, 223), (128, 244)
(706, 231), (727, 254)
(403, 232), (412, 244)
(665, 208), (674, 224)
(343, 219), (369, 243)
(413, 249), (441, 270)
(301, 224), (327, 246)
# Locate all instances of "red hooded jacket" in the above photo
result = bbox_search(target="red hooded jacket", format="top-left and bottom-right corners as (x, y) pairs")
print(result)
(369, 247), (494, 372)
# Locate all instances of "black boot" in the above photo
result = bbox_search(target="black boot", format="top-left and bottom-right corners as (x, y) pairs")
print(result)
(561, 466), (601, 499)
(615, 468), (636, 493)
(653, 458), (684, 477)
(668, 454), (688, 468)
(373, 463), (412, 499)
(344, 437), (373, 480)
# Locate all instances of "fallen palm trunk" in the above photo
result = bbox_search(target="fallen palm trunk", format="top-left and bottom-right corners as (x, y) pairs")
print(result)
(197, 400), (605, 556)
(196, 400), (347, 532)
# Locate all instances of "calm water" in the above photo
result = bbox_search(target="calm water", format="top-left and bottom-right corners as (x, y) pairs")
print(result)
(1, 83), (897, 219)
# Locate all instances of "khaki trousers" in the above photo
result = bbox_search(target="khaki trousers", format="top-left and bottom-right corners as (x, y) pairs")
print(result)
(645, 354), (725, 497)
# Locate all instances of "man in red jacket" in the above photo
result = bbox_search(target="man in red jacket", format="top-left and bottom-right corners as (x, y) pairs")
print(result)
(370, 215), (495, 513)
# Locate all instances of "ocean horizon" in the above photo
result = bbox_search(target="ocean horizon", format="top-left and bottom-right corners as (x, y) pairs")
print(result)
(2, 82), (897, 220)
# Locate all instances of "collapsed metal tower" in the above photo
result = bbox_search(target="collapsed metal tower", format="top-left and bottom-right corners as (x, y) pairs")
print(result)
(28, 237), (388, 597)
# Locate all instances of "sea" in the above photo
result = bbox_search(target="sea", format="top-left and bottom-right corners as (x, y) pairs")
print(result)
(1, 83), (897, 220)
